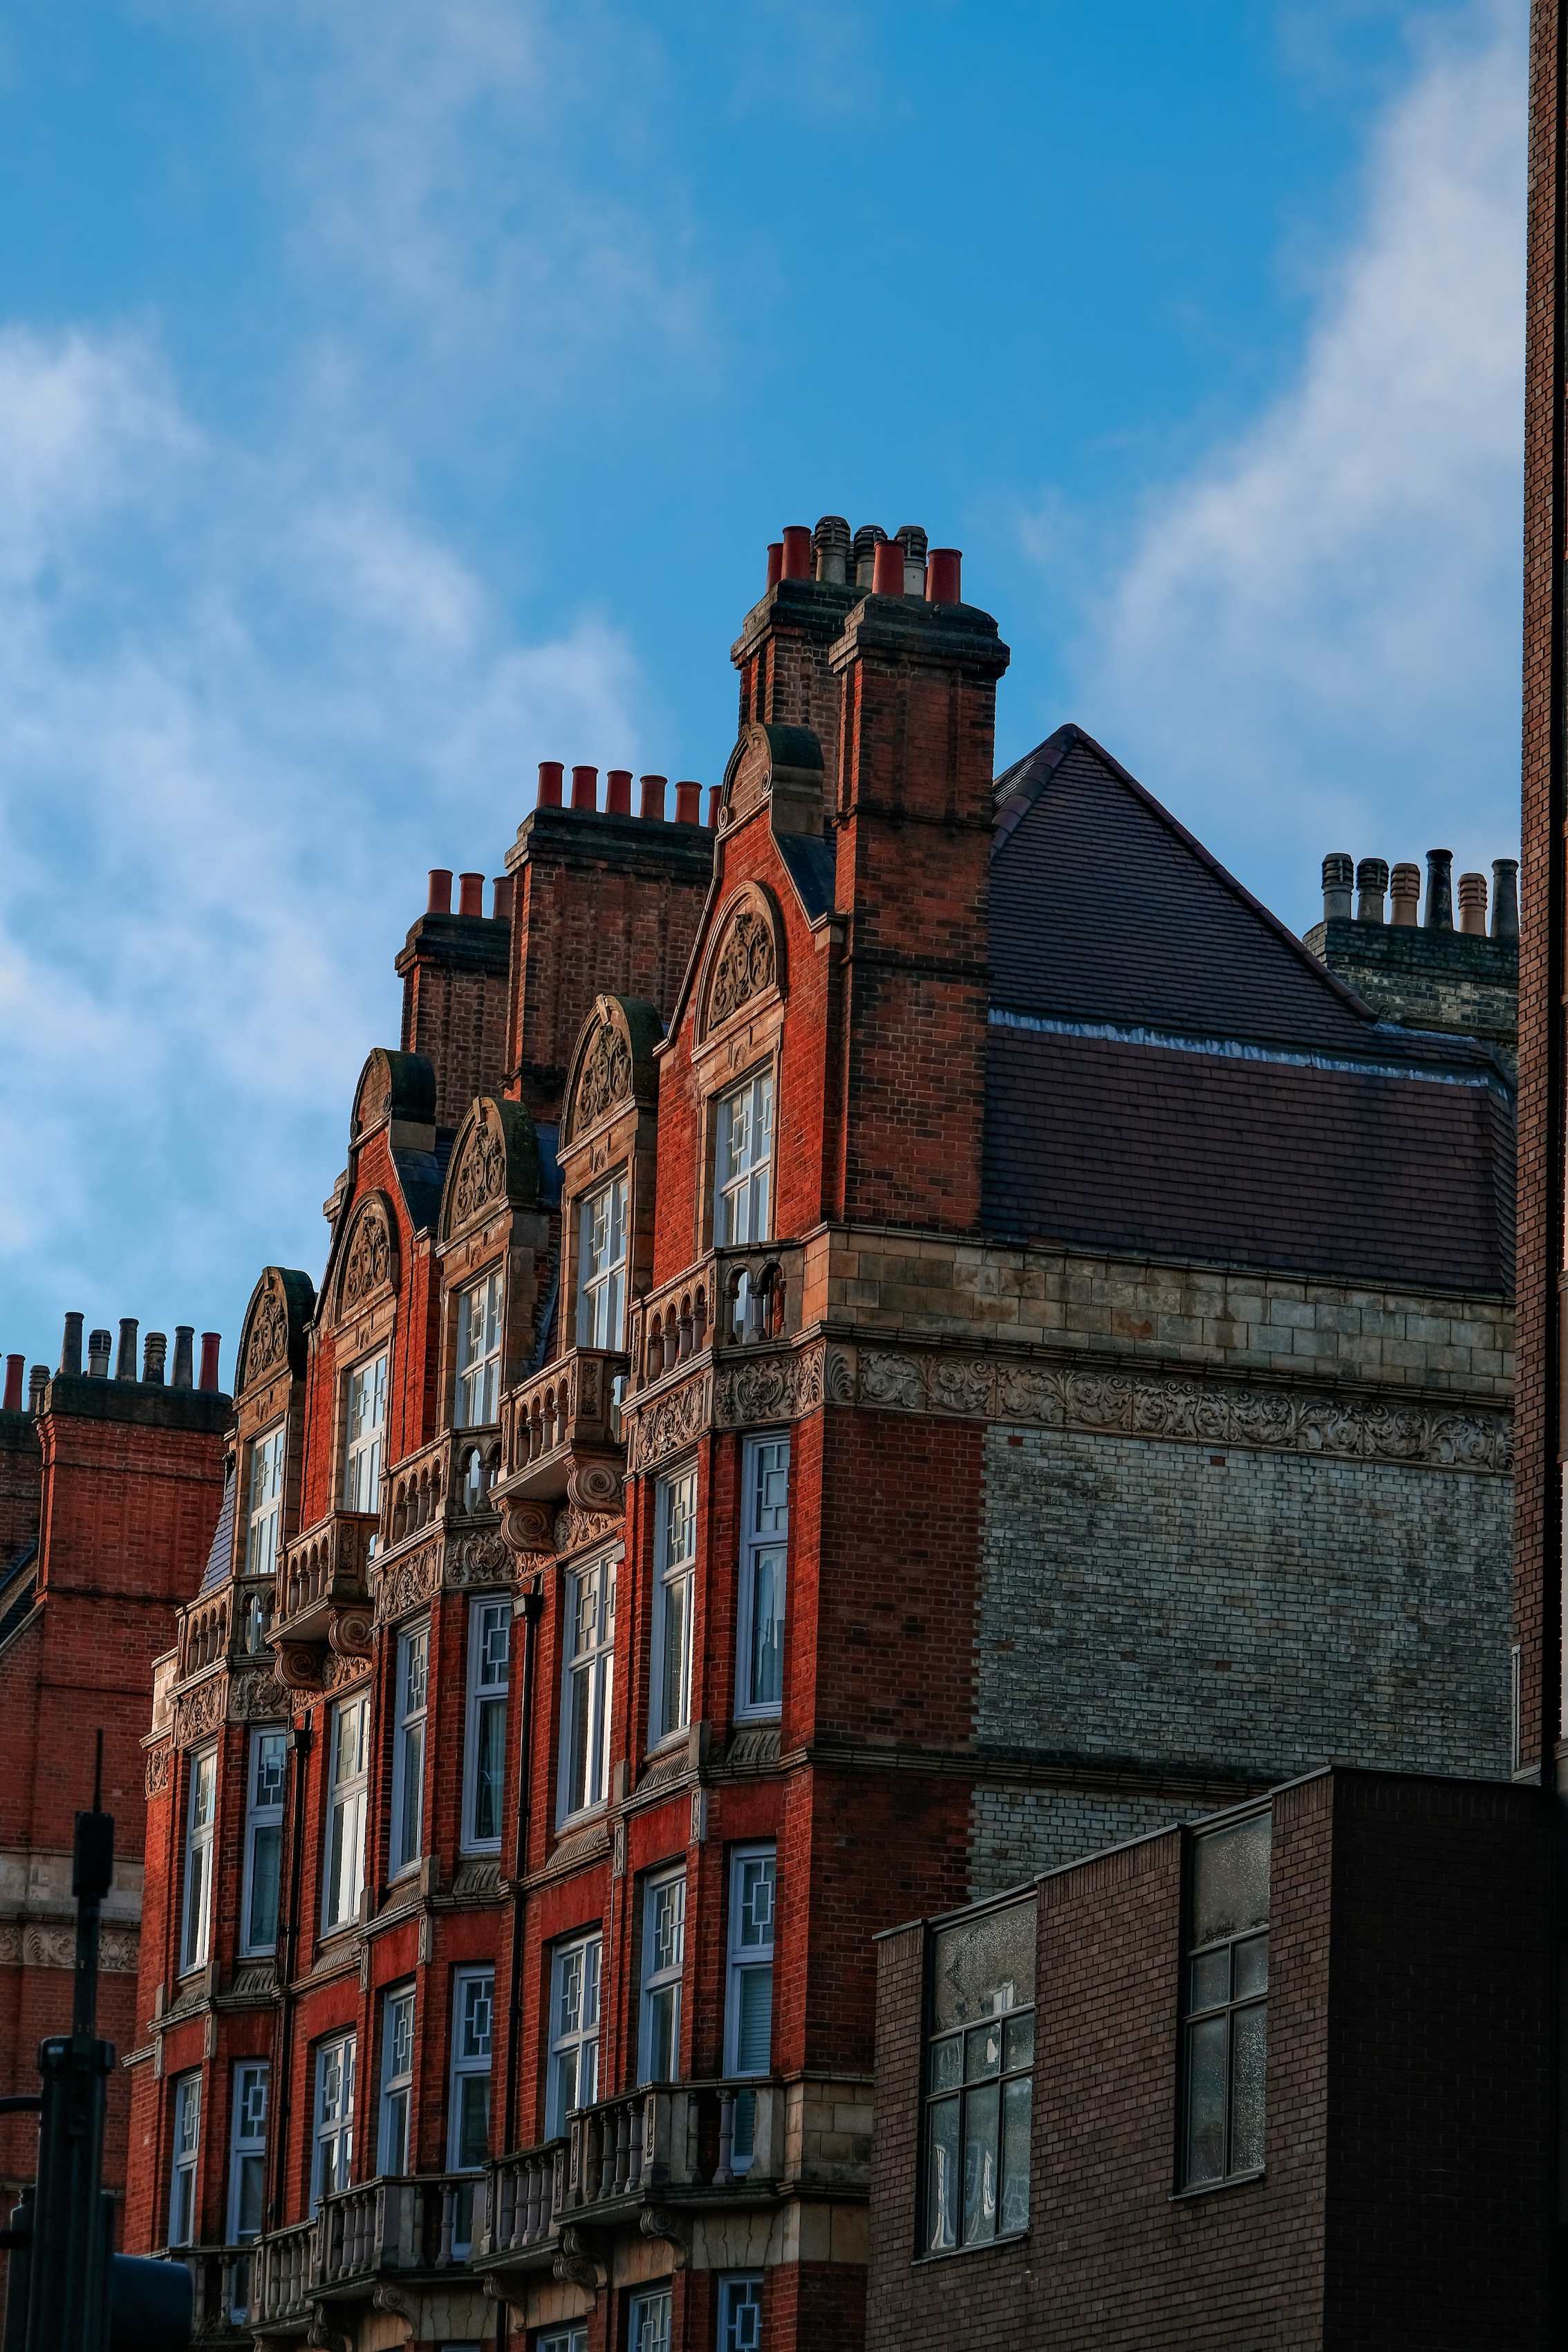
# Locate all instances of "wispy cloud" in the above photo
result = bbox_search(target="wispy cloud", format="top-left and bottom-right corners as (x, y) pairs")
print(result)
(1058, 1), (1525, 924)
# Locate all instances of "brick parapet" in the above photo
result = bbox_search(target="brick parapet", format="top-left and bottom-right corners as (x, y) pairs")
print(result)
(1303, 915), (1518, 1070)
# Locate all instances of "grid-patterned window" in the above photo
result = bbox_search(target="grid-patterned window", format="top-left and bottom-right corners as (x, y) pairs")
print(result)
(651, 1468), (696, 1746)
(924, 1896), (1036, 2253)
(639, 1869), (686, 2085)
(713, 1070), (774, 1247)
(725, 1847), (775, 2171)
(1182, 1809), (1270, 2189)
(559, 1556), (615, 1820)
(168, 2073), (200, 2247)
(241, 1726), (286, 1954)
(539, 2331), (588, 2352)
(245, 1423), (286, 1578)
(546, 1932), (601, 2137)
(390, 1625), (428, 1876)
(628, 2288), (671, 2352)
(312, 2034), (355, 2212)
(447, 1967), (494, 2255)
(380, 1986), (415, 2176)
(227, 2061), (268, 2322)
(736, 1437), (787, 1718)
(576, 1175), (628, 1348)
(342, 1351), (388, 1513)
(719, 2276), (763, 2351)
(462, 1600), (510, 1850)
(323, 1695), (370, 1932)
(180, 1746), (217, 1975)
(455, 1269), (503, 1429)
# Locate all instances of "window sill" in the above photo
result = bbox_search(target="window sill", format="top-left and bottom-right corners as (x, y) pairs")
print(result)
(913, 2229), (1029, 2266)
(1169, 2168), (1265, 2203)
(731, 1708), (783, 1727)
(555, 1804), (609, 1836)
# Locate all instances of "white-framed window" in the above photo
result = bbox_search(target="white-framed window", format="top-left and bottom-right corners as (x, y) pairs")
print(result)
(342, 1350), (388, 1513)
(575, 1174), (628, 1348)
(713, 1069), (773, 1247)
(245, 1422), (286, 1578)
(227, 2060), (268, 2244)
(241, 1726), (286, 1955)
(180, 1746), (217, 1976)
(311, 2033), (355, 2212)
(651, 1468), (696, 1747)
(539, 2331), (588, 2352)
(379, 1986), (415, 2176)
(455, 1269), (503, 1429)
(736, 1437), (787, 1720)
(168, 2071), (200, 2248)
(227, 2060), (268, 2322)
(390, 1624), (428, 1876)
(323, 1694), (369, 1933)
(462, 1600), (510, 1851)
(719, 2276), (764, 2352)
(725, 1847), (776, 2172)
(629, 2287), (672, 2352)
(546, 1932), (601, 2138)
(559, 1556), (615, 1822)
(448, 1966), (494, 2252)
(639, 1869), (686, 2085)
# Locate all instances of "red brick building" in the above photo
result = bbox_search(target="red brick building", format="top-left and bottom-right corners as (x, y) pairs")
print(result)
(125, 524), (1515, 2352)
(0, 1320), (228, 2261)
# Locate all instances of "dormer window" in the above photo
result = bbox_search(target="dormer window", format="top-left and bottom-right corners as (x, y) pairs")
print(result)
(245, 1424), (286, 1579)
(455, 1271), (503, 1429)
(714, 1071), (774, 1247)
(577, 1176), (628, 1350)
(343, 1352), (387, 1513)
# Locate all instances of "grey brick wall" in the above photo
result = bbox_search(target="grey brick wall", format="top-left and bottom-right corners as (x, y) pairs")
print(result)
(973, 1428), (1512, 1885)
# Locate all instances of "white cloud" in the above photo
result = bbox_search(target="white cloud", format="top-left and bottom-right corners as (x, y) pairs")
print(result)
(1065, 1), (1526, 925)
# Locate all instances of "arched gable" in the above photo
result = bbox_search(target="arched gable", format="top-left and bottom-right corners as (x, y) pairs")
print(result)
(236, 1267), (315, 1397)
(562, 996), (663, 1148)
(440, 1096), (543, 1244)
(335, 1191), (400, 1319)
(350, 1047), (436, 1144)
(696, 882), (787, 1044)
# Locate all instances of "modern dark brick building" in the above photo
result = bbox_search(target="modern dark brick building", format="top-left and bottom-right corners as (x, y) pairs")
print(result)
(118, 521), (1518, 2352)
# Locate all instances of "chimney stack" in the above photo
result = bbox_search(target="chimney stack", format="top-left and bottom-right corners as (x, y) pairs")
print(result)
(1356, 858), (1388, 923)
(1424, 848), (1453, 931)
(537, 760), (564, 808)
(199, 1334), (221, 1392)
(173, 1327), (195, 1388)
(1493, 857), (1520, 940)
(640, 775), (667, 821)
(1321, 854), (1354, 923)
(1390, 864), (1421, 926)
(115, 1318), (138, 1381)
(87, 1329), (112, 1378)
(1458, 872), (1488, 935)
(59, 1310), (83, 1376)
(427, 870), (453, 914)
(142, 1330), (167, 1385)
(2, 1356), (22, 1414)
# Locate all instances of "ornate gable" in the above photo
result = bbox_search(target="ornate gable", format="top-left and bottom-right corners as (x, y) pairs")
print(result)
(563, 998), (664, 1148)
(236, 1267), (315, 1397)
(440, 1096), (542, 1244)
(350, 1047), (436, 1144)
(337, 1193), (398, 1318)
(698, 884), (785, 1042)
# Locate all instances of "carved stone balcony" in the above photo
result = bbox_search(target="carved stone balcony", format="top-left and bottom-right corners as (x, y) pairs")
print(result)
(317, 2173), (483, 2295)
(628, 1242), (804, 1395)
(160, 2243), (259, 2341)
(496, 1347), (628, 1509)
(271, 1509), (377, 1668)
(381, 1426), (503, 1558)
(173, 1575), (276, 1690)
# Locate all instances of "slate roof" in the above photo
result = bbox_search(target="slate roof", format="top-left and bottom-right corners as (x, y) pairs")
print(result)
(984, 727), (1515, 1294)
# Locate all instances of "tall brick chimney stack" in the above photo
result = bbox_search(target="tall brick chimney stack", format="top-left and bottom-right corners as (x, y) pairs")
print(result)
(395, 864), (513, 1129)
(731, 517), (864, 814)
(827, 537), (1010, 1229)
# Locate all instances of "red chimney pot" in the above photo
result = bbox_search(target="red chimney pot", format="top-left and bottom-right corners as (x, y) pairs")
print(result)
(781, 525), (813, 580)
(606, 769), (633, 815)
(458, 871), (485, 917)
(198, 1333), (221, 1392)
(707, 786), (722, 828)
(536, 760), (563, 808)
(765, 542), (784, 590)
(2, 1356), (21, 1414)
(926, 548), (962, 604)
(571, 765), (598, 811)
(872, 539), (905, 596)
(427, 868), (453, 914)
(493, 875), (514, 921)
(640, 774), (668, 820)
(674, 781), (702, 824)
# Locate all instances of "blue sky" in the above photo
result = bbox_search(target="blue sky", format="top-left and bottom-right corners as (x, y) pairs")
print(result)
(0, 1), (1527, 1379)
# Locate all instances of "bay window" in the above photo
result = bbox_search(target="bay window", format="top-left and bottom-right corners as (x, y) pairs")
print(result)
(924, 1894), (1036, 2253)
(736, 1437), (787, 1719)
(456, 1269), (503, 1429)
(180, 1746), (217, 1976)
(323, 1693), (369, 1933)
(240, 1726), (286, 1954)
(559, 1556), (615, 1820)
(639, 1868), (686, 2084)
(576, 1175), (628, 1348)
(461, 1599), (510, 1850)
(342, 1351), (387, 1514)
(651, 1468), (696, 1746)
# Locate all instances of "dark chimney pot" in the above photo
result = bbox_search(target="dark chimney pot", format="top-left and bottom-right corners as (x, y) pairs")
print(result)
(1356, 858), (1389, 923)
(1321, 854), (1354, 923)
(458, 872), (485, 917)
(60, 1310), (83, 1376)
(765, 542), (783, 590)
(852, 524), (886, 589)
(814, 515), (851, 585)
(28, 1365), (46, 1415)
(674, 781), (702, 825)
(926, 548), (962, 604)
(2, 1356), (22, 1414)
(1492, 857), (1519, 940)
(199, 1333), (221, 1392)
(1424, 848), (1453, 931)
(570, 765), (598, 812)
(872, 540), (904, 596)
(536, 760), (564, 808)
(427, 869), (453, 915)
(115, 1318), (138, 1381)
(781, 525), (813, 580)
(173, 1327), (194, 1388)
(605, 769), (633, 816)
(142, 1331), (167, 1385)
(87, 1329), (111, 1379)
(640, 775), (668, 821)
(493, 876), (514, 922)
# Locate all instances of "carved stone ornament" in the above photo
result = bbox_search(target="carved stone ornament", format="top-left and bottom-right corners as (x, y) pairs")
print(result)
(14, 1923), (137, 1974)
(228, 1667), (292, 1724)
(174, 1675), (227, 1747)
(632, 1372), (711, 1471)
(575, 1018), (633, 1133)
(244, 1287), (289, 1389)
(613, 1820), (626, 1878)
(341, 1200), (392, 1312)
(444, 1531), (512, 1588)
(328, 1607), (374, 1659)
(144, 1744), (172, 1798)
(639, 2205), (690, 2266)
(501, 1500), (555, 1558)
(277, 1642), (324, 1692)
(554, 2224), (608, 2291)
(554, 1503), (622, 1558)
(844, 1344), (1513, 1475)
(452, 1112), (508, 1229)
(707, 903), (776, 1029)
(375, 1539), (442, 1623)
(567, 1458), (622, 1511)
(712, 1342), (825, 1430)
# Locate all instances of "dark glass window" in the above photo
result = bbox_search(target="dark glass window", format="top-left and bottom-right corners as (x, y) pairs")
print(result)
(924, 1896), (1035, 2253)
(1182, 1809), (1270, 2188)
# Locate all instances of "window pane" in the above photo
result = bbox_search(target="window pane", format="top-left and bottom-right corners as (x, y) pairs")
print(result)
(474, 1697), (505, 1842)
(660, 1574), (689, 1735)
(1231, 2004), (1267, 2172)
(1234, 1932), (1269, 2000)
(736, 1966), (772, 2073)
(462, 1975), (493, 2060)
(248, 1825), (281, 1949)
(926, 2094), (959, 2251)
(999, 2075), (1032, 2234)
(962, 2080), (999, 2245)
(646, 1984), (677, 2080)
(1192, 1813), (1270, 1947)
(736, 1856), (774, 1949)
(632, 2292), (671, 2352)
(964, 2022), (1002, 2082)
(456, 2073), (489, 2169)
(1184, 2014), (1228, 2185)
(1002, 2013), (1034, 2073)
(931, 1898), (1036, 2032)
(929, 2035), (961, 2094)
(749, 1547), (786, 1707)
(721, 2278), (764, 2352)
(399, 1722), (424, 1864)
(235, 2151), (265, 2240)
(1189, 1949), (1230, 2013)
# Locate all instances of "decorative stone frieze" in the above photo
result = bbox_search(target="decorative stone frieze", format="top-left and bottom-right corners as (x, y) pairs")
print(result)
(144, 1743), (171, 1797)
(341, 1194), (394, 1311)
(0, 1921), (138, 1973)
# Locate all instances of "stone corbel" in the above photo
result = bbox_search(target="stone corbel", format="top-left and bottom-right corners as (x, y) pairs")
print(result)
(639, 2205), (690, 2268)
(276, 1642), (324, 1692)
(553, 2224), (608, 2292)
(501, 1497), (555, 1558)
